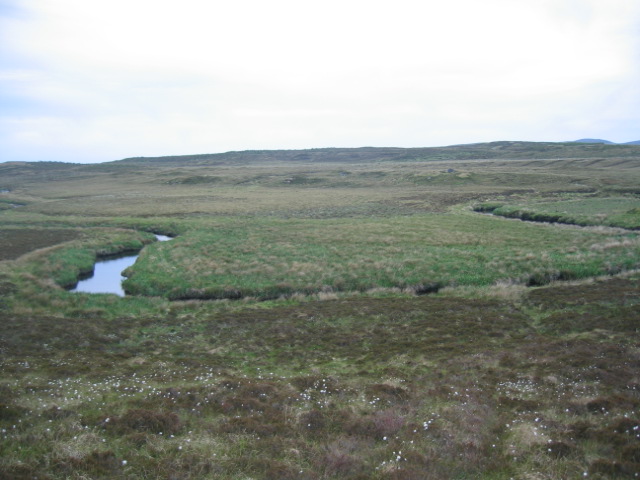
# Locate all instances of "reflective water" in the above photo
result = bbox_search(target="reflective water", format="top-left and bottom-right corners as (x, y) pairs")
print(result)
(70, 254), (137, 296)
(70, 234), (171, 296)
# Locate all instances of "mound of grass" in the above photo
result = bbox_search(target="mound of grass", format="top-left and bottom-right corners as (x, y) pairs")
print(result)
(122, 214), (640, 299)
(165, 175), (223, 185)
(476, 197), (640, 229)
(6, 228), (156, 289)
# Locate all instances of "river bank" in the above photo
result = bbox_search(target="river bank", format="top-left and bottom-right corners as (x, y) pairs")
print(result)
(70, 234), (171, 296)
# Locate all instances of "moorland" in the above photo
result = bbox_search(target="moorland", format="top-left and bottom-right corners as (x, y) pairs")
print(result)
(1, 141), (639, 479)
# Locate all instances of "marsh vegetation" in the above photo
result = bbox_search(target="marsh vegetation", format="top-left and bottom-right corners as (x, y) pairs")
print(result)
(1, 142), (639, 479)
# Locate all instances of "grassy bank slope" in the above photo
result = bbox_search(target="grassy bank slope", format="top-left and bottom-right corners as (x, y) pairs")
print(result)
(475, 197), (640, 230)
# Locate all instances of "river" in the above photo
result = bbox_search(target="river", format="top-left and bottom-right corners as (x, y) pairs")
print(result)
(70, 234), (171, 296)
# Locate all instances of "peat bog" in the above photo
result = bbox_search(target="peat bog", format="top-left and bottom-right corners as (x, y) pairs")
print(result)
(1, 142), (640, 479)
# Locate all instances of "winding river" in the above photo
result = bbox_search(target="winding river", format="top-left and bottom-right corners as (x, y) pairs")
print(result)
(70, 234), (171, 296)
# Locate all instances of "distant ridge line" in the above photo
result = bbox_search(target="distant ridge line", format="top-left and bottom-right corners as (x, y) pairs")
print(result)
(113, 140), (640, 166)
(571, 138), (640, 145)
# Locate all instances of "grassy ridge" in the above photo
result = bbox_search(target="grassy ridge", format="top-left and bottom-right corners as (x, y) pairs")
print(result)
(114, 141), (640, 165)
(0, 228), (156, 300)
(475, 197), (640, 229)
(123, 214), (640, 299)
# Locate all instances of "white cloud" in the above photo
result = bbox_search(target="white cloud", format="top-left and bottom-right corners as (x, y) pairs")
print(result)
(1, 0), (639, 162)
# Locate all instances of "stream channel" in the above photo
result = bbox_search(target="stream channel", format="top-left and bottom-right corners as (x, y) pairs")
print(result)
(70, 234), (171, 296)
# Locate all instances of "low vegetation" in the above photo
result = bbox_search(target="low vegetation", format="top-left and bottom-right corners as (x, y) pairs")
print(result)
(1, 142), (639, 478)
(123, 214), (640, 300)
(475, 197), (640, 230)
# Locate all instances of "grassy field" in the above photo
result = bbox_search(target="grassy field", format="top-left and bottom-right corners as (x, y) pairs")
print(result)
(121, 215), (640, 300)
(1, 142), (640, 479)
(475, 198), (640, 230)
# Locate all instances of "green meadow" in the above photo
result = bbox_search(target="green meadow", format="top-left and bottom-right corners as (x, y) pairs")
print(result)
(1, 142), (640, 479)
(123, 215), (640, 300)
(476, 197), (640, 230)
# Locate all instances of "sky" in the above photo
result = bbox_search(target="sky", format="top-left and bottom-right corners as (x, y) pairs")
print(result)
(1, 0), (639, 163)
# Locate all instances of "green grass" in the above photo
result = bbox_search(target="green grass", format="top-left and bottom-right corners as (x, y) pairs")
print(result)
(1, 144), (640, 478)
(122, 214), (640, 299)
(20, 228), (156, 289)
(477, 197), (640, 229)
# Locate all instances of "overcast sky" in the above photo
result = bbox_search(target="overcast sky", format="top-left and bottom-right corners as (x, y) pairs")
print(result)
(1, 0), (639, 163)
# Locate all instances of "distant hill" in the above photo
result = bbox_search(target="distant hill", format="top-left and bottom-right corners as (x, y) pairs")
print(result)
(2, 141), (639, 172)
(572, 139), (640, 145)
(572, 138), (615, 144)
(113, 140), (640, 167)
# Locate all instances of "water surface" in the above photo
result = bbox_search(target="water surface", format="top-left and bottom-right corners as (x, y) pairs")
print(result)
(70, 234), (171, 296)
(70, 254), (137, 296)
